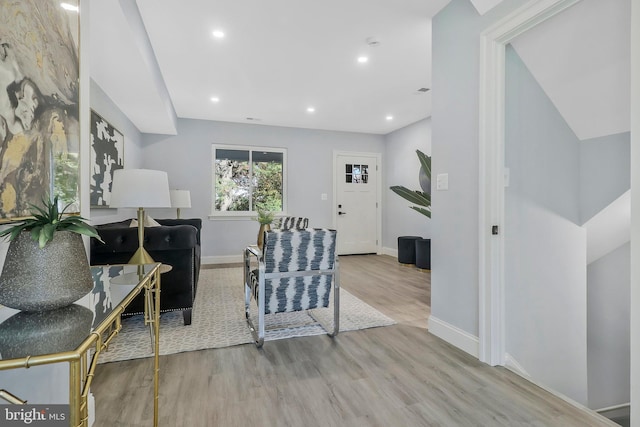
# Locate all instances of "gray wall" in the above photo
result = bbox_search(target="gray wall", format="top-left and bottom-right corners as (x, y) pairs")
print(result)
(431, 0), (629, 407)
(587, 242), (630, 409)
(89, 78), (145, 224)
(141, 119), (384, 261)
(87, 93), (435, 260)
(504, 45), (587, 404)
(431, 0), (527, 337)
(580, 131), (630, 223)
(383, 118), (432, 252)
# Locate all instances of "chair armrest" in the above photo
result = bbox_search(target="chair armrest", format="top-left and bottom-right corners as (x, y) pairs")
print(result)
(245, 245), (261, 258)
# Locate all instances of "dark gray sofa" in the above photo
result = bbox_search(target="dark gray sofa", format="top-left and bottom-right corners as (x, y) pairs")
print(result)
(90, 218), (202, 325)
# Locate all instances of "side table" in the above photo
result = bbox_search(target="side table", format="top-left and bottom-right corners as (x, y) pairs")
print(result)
(0, 263), (162, 427)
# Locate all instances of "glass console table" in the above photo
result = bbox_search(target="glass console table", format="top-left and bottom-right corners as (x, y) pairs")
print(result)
(0, 263), (162, 427)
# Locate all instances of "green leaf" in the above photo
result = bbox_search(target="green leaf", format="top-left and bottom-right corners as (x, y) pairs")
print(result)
(9, 226), (25, 241)
(416, 149), (431, 179)
(390, 186), (431, 207)
(60, 200), (74, 216)
(1, 223), (27, 241)
(30, 226), (41, 242)
(0, 226), (17, 239)
(65, 223), (103, 242)
(29, 205), (48, 219)
(39, 224), (55, 248)
(0, 193), (101, 247)
(411, 206), (432, 218)
(60, 215), (90, 226)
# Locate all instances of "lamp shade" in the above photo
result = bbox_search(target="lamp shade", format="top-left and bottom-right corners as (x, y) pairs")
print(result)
(109, 169), (171, 208)
(170, 190), (191, 208)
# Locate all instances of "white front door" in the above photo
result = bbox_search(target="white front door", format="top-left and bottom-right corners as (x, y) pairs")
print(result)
(334, 152), (380, 255)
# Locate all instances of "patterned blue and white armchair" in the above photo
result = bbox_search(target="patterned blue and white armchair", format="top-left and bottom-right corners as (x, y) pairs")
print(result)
(243, 228), (339, 347)
(272, 216), (309, 230)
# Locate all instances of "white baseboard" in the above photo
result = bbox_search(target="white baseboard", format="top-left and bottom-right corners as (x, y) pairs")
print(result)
(511, 373), (609, 424)
(202, 254), (243, 265)
(382, 246), (398, 258)
(503, 356), (612, 424)
(504, 353), (530, 377)
(428, 316), (479, 358)
(205, 249), (399, 264)
(595, 403), (630, 420)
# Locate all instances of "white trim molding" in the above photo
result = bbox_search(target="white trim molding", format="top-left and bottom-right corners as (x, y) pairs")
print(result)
(504, 353), (530, 378)
(630, 0), (640, 424)
(202, 255), (243, 265)
(428, 316), (479, 358)
(381, 246), (398, 258)
(477, 0), (582, 367)
(332, 151), (383, 255)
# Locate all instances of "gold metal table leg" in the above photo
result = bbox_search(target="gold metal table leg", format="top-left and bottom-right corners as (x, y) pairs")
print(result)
(69, 358), (82, 426)
(153, 268), (161, 427)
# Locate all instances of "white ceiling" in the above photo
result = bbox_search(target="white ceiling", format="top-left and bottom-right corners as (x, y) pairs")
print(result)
(510, 0), (630, 141)
(90, 0), (450, 135)
(90, 0), (630, 140)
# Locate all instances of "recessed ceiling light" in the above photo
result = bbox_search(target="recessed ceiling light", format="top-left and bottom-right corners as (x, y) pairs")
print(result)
(357, 56), (368, 64)
(210, 97), (220, 103)
(386, 115), (394, 121)
(212, 30), (225, 39)
(307, 107), (315, 113)
(60, 3), (79, 12)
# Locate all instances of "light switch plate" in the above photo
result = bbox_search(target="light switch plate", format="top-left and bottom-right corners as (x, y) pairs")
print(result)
(436, 173), (449, 191)
(321, 193), (328, 200)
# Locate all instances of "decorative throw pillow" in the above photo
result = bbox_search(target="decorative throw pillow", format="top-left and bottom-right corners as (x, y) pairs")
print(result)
(130, 214), (161, 227)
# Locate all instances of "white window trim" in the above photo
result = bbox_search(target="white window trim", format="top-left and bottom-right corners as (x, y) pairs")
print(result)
(210, 144), (288, 219)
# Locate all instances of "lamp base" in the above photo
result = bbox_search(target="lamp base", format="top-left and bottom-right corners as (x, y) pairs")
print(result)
(129, 207), (156, 265)
(128, 247), (156, 265)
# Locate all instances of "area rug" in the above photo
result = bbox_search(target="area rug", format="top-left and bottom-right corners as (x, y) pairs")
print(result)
(98, 267), (395, 363)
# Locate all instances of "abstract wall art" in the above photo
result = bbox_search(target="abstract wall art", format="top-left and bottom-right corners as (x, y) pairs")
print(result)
(90, 110), (124, 207)
(0, 0), (80, 220)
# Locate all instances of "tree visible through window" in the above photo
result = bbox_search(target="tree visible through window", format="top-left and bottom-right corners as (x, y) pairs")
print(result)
(212, 145), (286, 215)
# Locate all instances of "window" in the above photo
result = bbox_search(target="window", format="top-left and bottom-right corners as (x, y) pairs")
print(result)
(212, 145), (287, 216)
(345, 163), (369, 184)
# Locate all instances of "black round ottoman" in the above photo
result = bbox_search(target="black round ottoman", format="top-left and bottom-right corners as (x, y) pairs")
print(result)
(397, 236), (422, 264)
(415, 238), (431, 270)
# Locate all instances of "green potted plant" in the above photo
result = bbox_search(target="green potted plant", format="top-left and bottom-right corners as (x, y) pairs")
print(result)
(390, 149), (432, 268)
(389, 149), (431, 218)
(0, 196), (103, 311)
(254, 209), (274, 249)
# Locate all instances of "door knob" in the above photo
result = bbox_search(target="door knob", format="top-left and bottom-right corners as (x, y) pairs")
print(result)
(338, 211), (346, 215)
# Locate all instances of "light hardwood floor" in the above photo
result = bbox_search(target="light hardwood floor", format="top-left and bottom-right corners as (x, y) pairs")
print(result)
(92, 255), (614, 426)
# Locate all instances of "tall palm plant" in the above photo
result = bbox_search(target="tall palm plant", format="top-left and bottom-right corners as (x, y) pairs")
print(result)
(389, 149), (431, 218)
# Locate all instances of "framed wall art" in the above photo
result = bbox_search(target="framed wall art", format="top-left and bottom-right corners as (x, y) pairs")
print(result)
(90, 110), (124, 207)
(0, 0), (80, 220)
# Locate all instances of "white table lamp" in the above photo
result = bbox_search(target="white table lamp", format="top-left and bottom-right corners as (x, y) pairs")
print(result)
(110, 169), (171, 264)
(170, 190), (191, 219)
